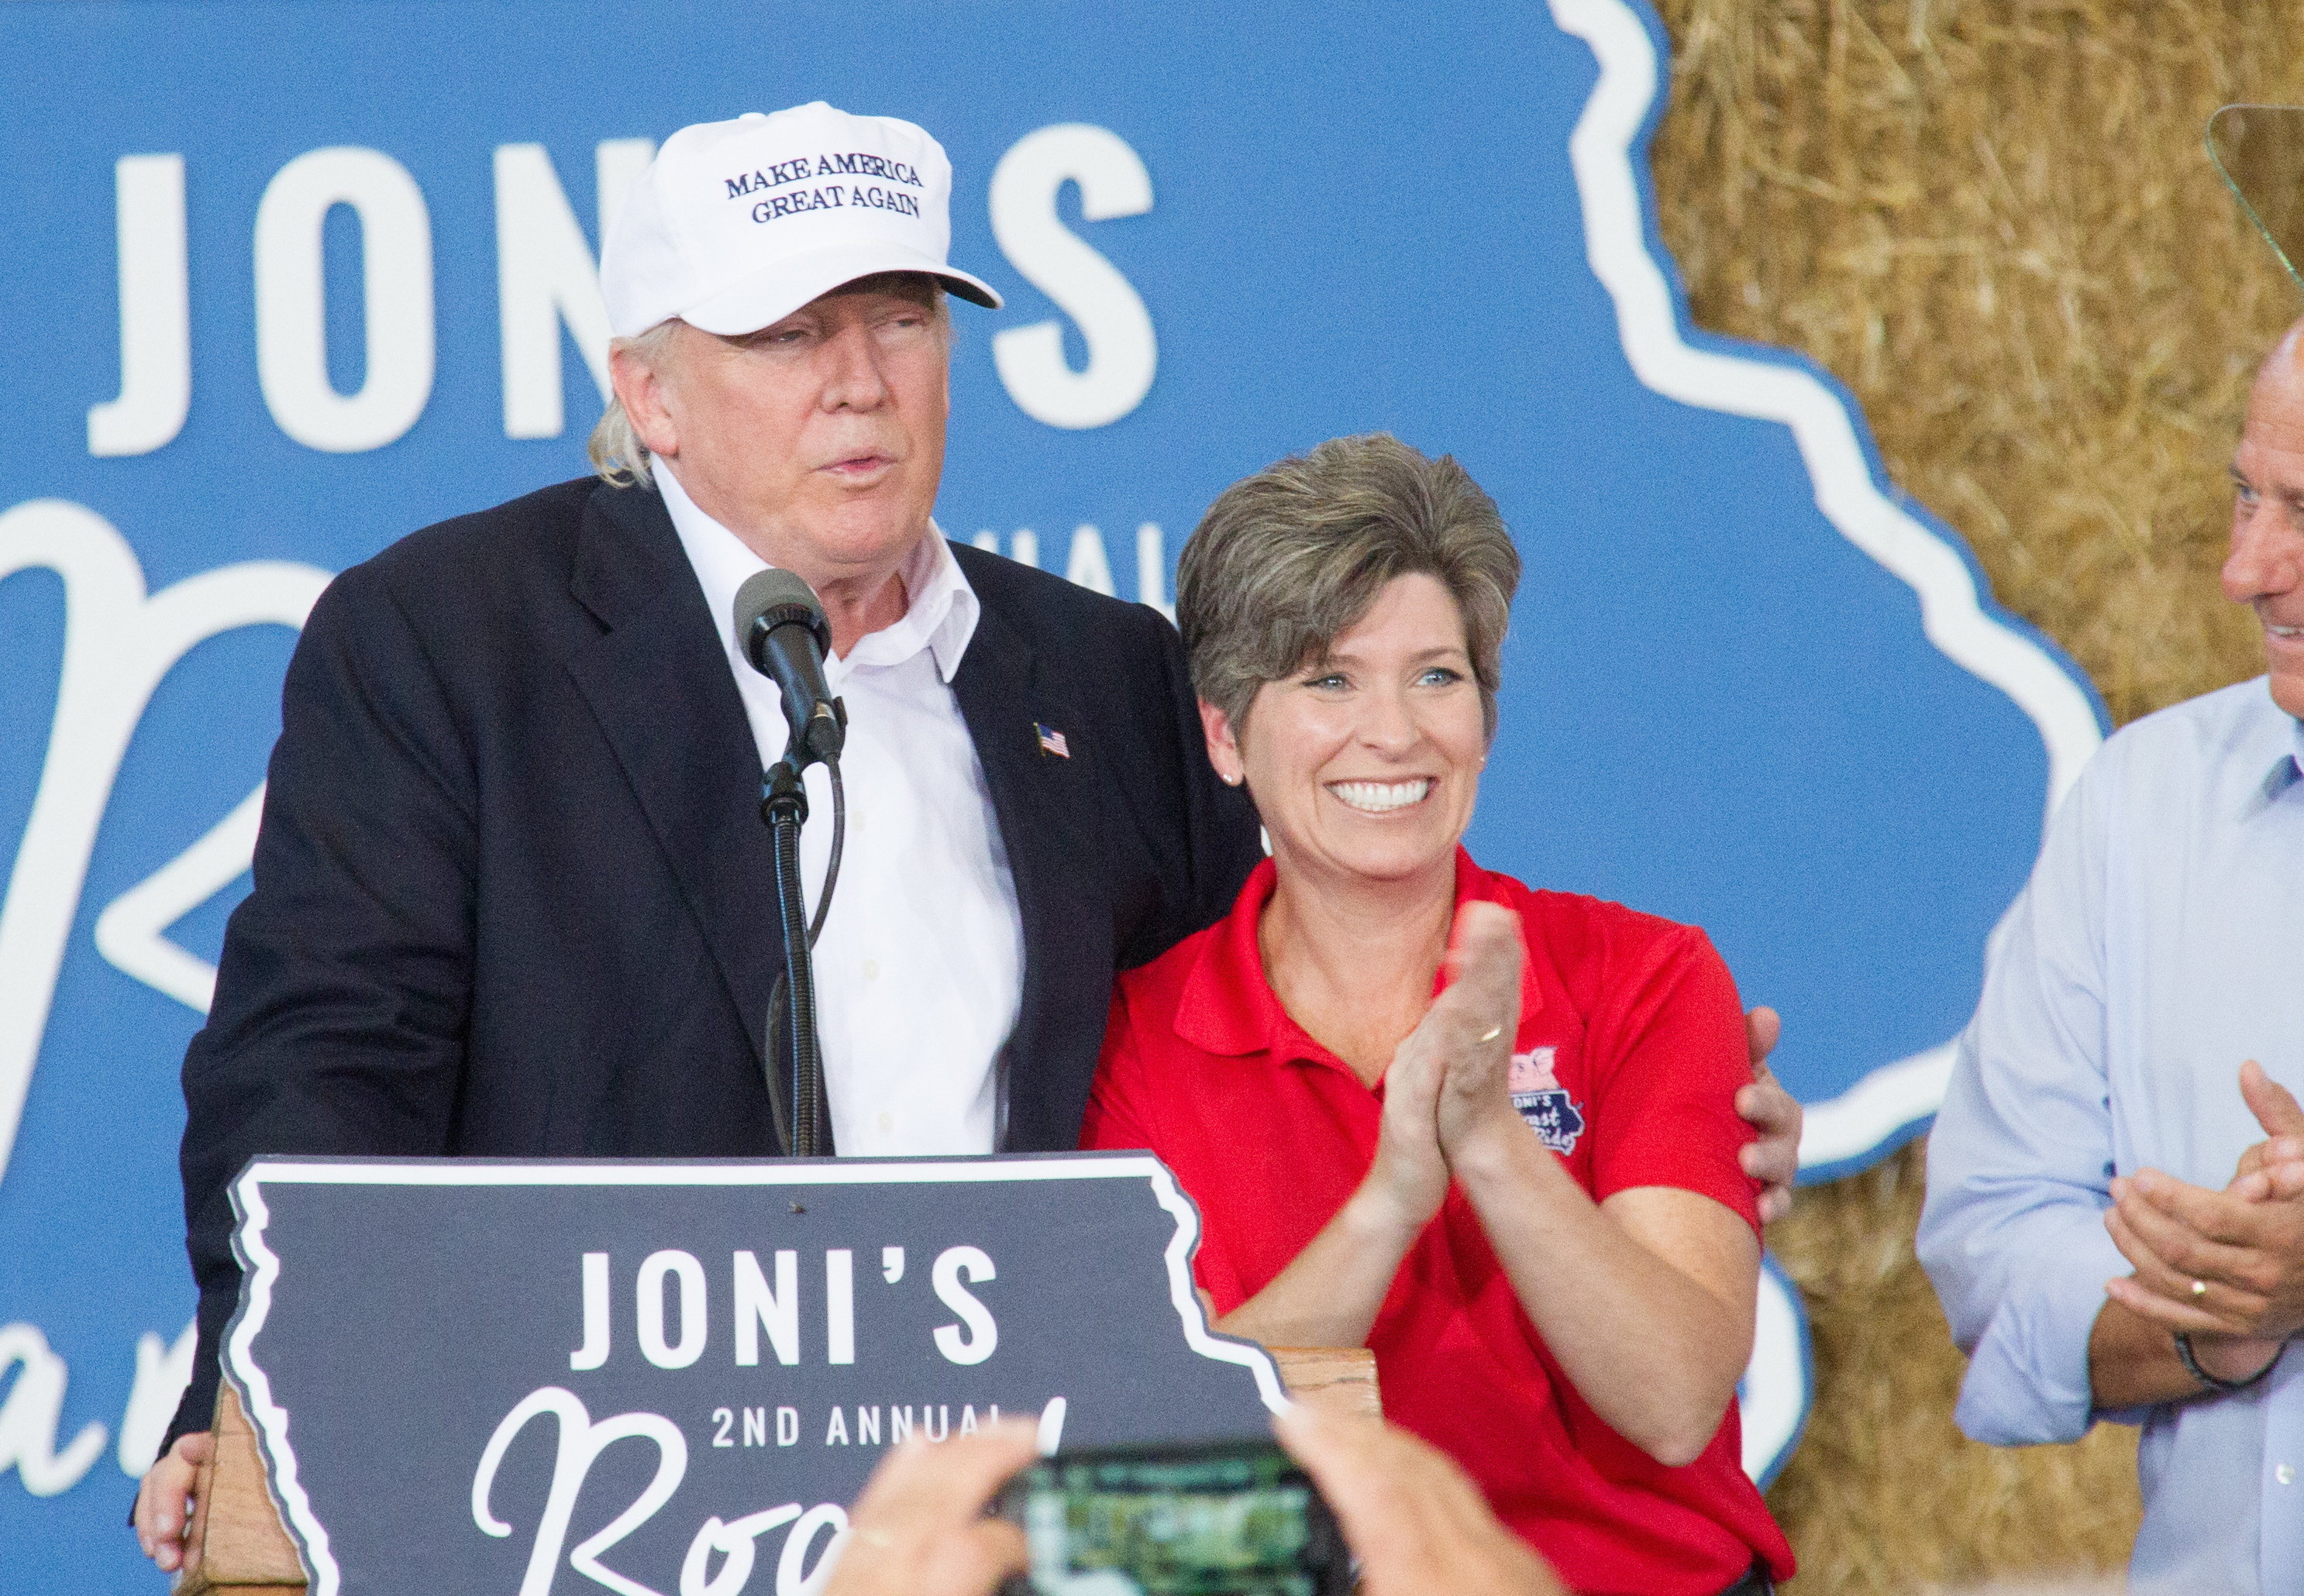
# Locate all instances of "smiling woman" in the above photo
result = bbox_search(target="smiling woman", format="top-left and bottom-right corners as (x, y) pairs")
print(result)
(1082, 435), (1797, 1596)
(1200, 571), (1491, 1063)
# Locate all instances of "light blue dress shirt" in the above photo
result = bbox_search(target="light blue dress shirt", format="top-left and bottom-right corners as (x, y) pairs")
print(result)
(1919, 677), (2304, 1596)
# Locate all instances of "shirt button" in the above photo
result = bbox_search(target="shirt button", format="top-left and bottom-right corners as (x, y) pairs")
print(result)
(878, 1111), (894, 1134)
(2279, 1464), (2296, 1487)
(863, 959), (879, 980)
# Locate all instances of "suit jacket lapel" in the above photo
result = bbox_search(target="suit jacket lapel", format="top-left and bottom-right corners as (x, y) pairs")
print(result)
(563, 483), (777, 1067)
(948, 595), (1100, 1149)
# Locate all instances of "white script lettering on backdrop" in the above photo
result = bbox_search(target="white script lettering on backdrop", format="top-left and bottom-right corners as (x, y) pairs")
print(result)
(0, 500), (326, 1493)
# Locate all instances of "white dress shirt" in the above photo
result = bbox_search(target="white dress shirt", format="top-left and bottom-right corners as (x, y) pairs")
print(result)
(1919, 677), (2304, 1596)
(655, 463), (1025, 1156)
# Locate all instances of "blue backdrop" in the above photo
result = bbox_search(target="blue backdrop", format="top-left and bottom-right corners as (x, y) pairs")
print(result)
(0, 0), (2103, 1584)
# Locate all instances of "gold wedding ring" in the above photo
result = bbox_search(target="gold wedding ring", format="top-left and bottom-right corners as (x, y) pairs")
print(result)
(1477, 1025), (1503, 1044)
(2192, 1279), (2209, 1298)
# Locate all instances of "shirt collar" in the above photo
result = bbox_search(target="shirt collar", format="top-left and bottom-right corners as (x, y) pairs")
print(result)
(2276, 710), (2304, 803)
(1175, 858), (1286, 1058)
(1174, 848), (1545, 1062)
(654, 459), (979, 686)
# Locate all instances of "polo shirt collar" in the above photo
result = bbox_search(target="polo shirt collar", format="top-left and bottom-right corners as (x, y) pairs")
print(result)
(1175, 847), (1545, 1063)
(655, 457), (979, 684)
(1175, 858), (1284, 1058)
(2238, 678), (2304, 807)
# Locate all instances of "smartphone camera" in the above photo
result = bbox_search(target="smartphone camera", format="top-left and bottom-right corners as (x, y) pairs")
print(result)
(997, 1439), (1351, 1595)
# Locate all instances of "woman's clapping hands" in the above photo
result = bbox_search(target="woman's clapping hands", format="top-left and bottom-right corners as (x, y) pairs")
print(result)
(1427, 902), (1530, 1161)
(1365, 903), (1524, 1229)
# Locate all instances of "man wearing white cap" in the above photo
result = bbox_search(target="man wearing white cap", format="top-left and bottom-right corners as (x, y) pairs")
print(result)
(133, 101), (1266, 1570)
(135, 102), (1805, 1570)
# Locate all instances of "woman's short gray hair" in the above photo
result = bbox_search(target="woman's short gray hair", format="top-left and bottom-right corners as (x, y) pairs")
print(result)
(587, 318), (683, 488)
(1176, 433), (1520, 739)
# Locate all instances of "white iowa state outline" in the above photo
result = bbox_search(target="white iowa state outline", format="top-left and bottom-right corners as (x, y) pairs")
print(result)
(1551, 0), (2106, 1176)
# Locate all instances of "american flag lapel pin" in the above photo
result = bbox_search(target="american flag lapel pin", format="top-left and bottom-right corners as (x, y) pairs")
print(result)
(1035, 722), (1071, 759)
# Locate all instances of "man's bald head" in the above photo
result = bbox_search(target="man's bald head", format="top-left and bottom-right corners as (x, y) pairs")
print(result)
(2229, 319), (2304, 717)
(2256, 317), (2304, 397)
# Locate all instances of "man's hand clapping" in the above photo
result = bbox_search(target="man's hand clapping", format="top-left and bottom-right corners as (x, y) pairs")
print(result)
(2104, 1061), (2304, 1366)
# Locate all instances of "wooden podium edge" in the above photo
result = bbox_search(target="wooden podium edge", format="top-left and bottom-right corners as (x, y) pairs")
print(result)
(174, 1347), (1379, 1593)
(1266, 1345), (1383, 1421)
(177, 1381), (307, 1596)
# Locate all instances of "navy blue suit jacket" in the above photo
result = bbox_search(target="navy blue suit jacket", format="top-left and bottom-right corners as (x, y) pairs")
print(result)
(171, 476), (1262, 1441)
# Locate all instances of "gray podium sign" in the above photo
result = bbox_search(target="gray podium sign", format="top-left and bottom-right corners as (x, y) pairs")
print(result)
(222, 1154), (1282, 1596)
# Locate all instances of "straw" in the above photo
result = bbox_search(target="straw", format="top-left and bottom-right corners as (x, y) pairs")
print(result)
(1652, 0), (2282, 733)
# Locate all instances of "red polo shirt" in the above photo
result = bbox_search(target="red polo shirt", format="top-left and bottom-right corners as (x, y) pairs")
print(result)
(1082, 851), (1794, 1596)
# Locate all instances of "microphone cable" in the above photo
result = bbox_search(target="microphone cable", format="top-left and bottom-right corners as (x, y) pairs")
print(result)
(814, 758), (845, 948)
(763, 757), (843, 1157)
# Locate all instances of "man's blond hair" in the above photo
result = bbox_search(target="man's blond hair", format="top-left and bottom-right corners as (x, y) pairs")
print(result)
(587, 319), (684, 488)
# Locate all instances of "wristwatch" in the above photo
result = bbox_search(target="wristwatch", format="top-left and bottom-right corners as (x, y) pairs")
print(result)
(2174, 1331), (2282, 1395)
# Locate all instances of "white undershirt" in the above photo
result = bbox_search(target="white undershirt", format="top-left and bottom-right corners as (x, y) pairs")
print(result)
(656, 463), (1024, 1155)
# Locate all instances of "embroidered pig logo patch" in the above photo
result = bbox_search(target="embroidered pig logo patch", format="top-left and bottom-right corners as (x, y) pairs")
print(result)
(1507, 1046), (1586, 1155)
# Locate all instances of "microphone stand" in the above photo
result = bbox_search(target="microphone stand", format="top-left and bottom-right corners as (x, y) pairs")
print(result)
(759, 734), (845, 1159)
(761, 759), (821, 1156)
(732, 565), (847, 1158)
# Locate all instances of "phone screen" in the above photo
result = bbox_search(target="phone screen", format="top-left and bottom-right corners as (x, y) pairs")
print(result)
(1000, 1442), (1350, 1596)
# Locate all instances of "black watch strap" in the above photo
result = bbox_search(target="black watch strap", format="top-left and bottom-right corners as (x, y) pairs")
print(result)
(2174, 1331), (2280, 1395)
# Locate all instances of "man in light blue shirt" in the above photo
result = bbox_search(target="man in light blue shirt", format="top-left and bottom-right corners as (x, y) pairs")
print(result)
(1920, 323), (2304, 1596)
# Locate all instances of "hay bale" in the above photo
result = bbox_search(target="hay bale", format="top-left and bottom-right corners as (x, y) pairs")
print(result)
(1650, 0), (2289, 729)
(1643, 2), (2302, 1587)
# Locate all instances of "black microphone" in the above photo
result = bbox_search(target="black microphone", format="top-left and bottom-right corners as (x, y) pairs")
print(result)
(734, 569), (845, 769)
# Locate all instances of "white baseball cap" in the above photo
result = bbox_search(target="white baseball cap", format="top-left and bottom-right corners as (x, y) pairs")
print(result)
(601, 101), (1001, 339)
